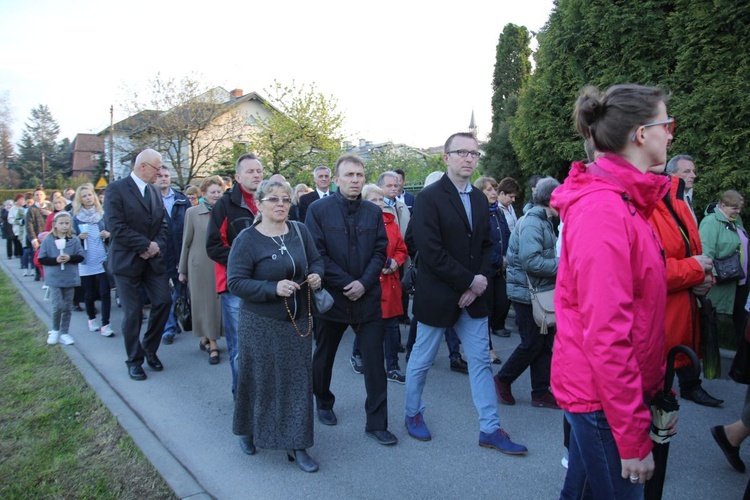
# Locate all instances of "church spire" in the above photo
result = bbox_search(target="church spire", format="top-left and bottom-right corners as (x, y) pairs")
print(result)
(468, 110), (477, 138)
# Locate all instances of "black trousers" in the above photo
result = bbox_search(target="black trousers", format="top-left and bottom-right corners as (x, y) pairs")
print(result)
(7, 236), (22, 258)
(486, 272), (510, 331)
(113, 270), (171, 367)
(312, 317), (388, 431)
(497, 301), (554, 399)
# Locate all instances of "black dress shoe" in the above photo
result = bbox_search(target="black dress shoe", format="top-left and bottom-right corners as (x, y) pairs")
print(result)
(287, 449), (319, 473)
(145, 352), (164, 371)
(239, 435), (256, 455)
(365, 429), (398, 446)
(317, 408), (337, 426)
(681, 386), (724, 407)
(711, 425), (746, 472)
(450, 358), (469, 374)
(128, 365), (147, 380)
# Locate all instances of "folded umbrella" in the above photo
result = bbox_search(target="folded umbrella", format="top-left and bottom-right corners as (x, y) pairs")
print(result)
(645, 345), (700, 500)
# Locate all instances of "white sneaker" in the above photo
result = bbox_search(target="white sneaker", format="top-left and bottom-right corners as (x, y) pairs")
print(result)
(46, 330), (59, 345)
(88, 319), (100, 332)
(100, 324), (115, 337)
(59, 334), (75, 345)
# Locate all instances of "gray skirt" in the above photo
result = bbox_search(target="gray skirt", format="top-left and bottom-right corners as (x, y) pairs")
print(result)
(233, 309), (314, 450)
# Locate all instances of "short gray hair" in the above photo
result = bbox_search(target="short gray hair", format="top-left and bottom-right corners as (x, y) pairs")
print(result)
(666, 154), (693, 174)
(533, 177), (561, 207)
(377, 171), (399, 187)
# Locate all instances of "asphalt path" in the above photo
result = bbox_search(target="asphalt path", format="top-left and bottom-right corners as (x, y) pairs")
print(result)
(3, 256), (748, 499)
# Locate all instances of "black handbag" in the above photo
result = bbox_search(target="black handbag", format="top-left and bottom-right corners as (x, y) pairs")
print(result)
(401, 252), (418, 295)
(714, 250), (745, 283)
(175, 285), (192, 332)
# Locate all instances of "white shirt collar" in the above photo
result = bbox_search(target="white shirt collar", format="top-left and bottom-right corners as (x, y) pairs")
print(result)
(316, 188), (330, 198)
(130, 171), (149, 196)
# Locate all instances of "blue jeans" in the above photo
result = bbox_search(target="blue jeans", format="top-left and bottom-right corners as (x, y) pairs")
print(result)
(222, 292), (240, 396)
(405, 310), (499, 434)
(21, 246), (33, 270)
(561, 411), (644, 500)
(162, 272), (181, 337)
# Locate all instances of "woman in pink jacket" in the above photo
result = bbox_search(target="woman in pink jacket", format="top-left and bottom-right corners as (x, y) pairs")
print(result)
(550, 84), (674, 498)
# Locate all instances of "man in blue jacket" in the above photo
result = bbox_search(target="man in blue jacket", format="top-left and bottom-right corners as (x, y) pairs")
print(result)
(306, 154), (397, 446)
(154, 166), (189, 345)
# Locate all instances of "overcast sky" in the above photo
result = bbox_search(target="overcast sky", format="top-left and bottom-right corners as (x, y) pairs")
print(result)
(1, 0), (554, 150)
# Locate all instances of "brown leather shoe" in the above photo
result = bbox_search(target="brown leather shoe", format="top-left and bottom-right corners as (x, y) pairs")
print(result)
(493, 375), (515, 405)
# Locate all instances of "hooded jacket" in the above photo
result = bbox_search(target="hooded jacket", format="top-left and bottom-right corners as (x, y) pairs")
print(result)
(505, 205), (558, 303)
(550, 154), (670, 461)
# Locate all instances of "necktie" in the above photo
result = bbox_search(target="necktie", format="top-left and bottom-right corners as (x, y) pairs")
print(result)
(143, 185), (151, 209)
(686, 195), (693, 211)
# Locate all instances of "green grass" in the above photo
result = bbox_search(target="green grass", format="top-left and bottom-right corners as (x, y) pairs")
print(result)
(0, 272), (176, 499)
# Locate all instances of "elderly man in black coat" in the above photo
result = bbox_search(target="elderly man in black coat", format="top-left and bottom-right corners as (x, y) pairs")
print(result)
(105, 148), (170, 381)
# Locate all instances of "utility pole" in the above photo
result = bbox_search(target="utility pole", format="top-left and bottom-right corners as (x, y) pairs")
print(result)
(109, 105), (114, 181)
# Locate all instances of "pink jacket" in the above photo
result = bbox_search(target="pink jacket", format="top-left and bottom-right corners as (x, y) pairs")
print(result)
(550, 154), (670, 461)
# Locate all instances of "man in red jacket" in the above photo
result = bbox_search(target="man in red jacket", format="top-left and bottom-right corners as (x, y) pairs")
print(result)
(206, 153), (263, 396)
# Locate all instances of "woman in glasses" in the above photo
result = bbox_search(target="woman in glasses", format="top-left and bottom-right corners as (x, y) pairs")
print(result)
(550, 84), (674, 498)
(227, 180), (324, 473)
(699, 190), (748, 348)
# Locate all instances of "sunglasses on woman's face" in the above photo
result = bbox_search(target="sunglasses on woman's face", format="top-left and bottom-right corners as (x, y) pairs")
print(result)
(631, 118), (675, 142)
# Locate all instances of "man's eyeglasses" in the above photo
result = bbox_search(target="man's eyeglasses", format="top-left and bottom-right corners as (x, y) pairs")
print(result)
(447, 149), (482, 159)
(261, 196), (292, 205)
(143, 162), (161, 171)
(631, 118), (675, 142)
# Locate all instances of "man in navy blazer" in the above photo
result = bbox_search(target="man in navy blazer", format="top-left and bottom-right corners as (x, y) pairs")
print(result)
(105, 148), (170, 381)
(298, 165), (333, 223)
(394, 169), (415, 214)
(403, 132), (527, 455)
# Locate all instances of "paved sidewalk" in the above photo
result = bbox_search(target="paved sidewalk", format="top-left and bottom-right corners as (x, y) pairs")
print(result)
(3, 256), (748, 499)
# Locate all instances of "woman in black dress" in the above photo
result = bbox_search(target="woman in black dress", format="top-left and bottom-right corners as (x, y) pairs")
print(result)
(227, 180), (324, 473)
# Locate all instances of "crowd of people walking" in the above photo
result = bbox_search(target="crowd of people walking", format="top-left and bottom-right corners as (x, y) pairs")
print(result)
(3, 82), (750, 496)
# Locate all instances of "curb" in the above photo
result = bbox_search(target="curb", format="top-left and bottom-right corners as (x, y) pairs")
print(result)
(0, 258), (212, 500)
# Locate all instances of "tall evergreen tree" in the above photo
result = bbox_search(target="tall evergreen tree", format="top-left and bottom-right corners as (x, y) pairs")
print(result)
(667, 0), (750, 214)
(510, 0), (676, 181)
(16, 104), (64, 186)
(480, 24), (531, 191)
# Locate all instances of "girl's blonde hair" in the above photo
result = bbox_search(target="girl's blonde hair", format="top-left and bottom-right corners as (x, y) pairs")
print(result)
(73, 183), (103, 215)
(51, 211), (75, 239)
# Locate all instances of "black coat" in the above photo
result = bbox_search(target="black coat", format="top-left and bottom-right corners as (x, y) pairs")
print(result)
(305, 190), (387, 323)
(411, 174), (492, 327)
(104, 176), (168, 277)
(297, 190), (321, 224)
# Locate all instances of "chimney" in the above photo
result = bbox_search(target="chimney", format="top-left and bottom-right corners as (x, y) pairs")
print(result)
(229, 89), (243, 99)
(359, 138), (366, 148)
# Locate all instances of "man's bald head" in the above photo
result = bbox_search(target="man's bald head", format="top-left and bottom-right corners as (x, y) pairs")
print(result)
(133, 148), (162, 183)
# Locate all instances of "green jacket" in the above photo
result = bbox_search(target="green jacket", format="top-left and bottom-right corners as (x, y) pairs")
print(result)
(699, 206), (747, 314)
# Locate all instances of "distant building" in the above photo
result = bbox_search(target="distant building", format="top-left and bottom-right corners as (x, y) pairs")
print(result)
(100, 87), (278, 181)
(70, 133), (105, 180)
